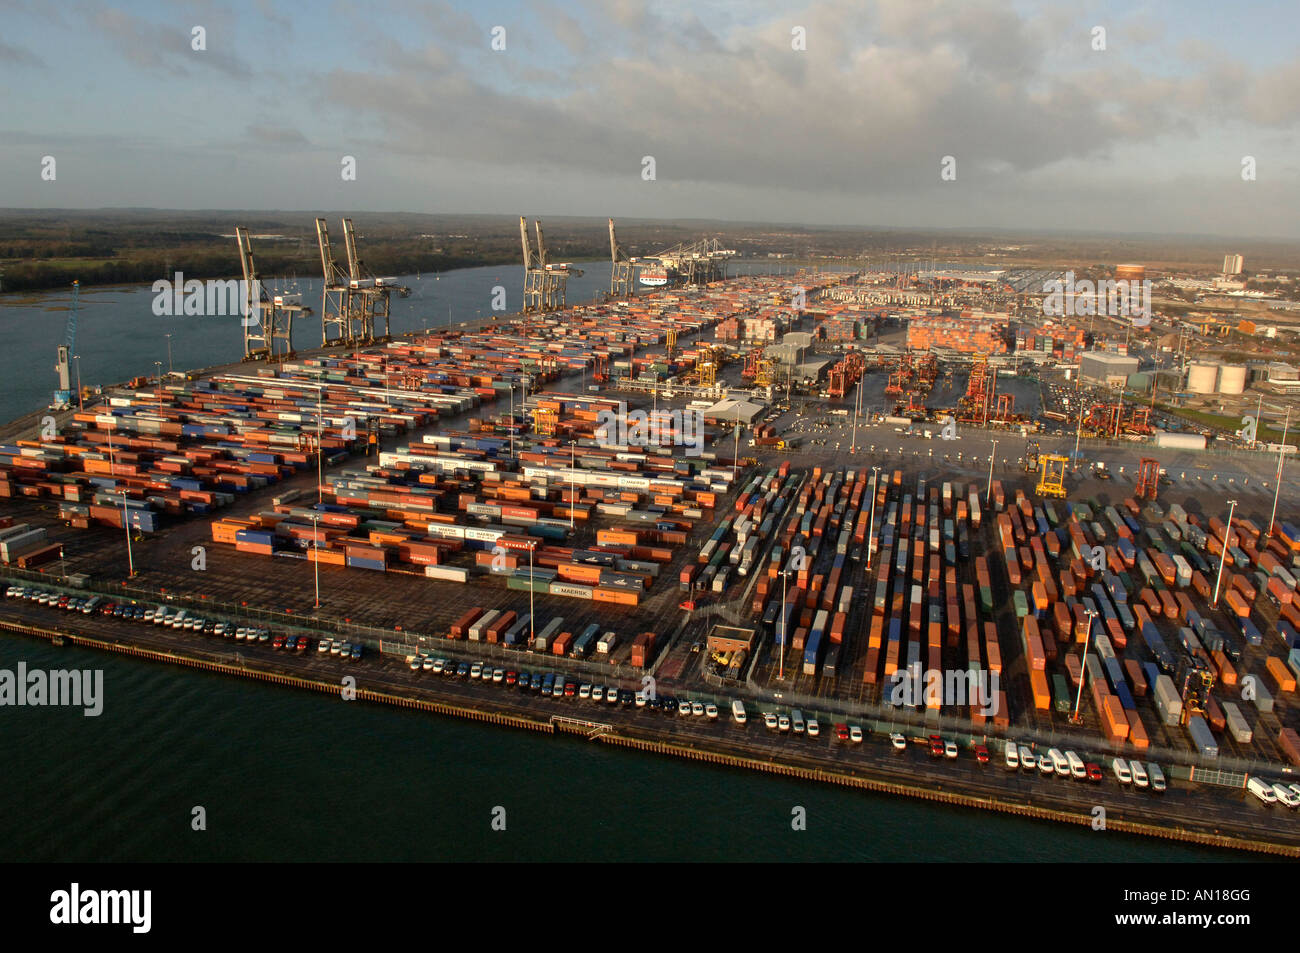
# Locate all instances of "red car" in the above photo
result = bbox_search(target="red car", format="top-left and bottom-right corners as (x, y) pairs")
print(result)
(1086, 763), (1103, 782)
(679, 599), (698, 612)
(505, 671), (517, 686)
(834, 723), (850, 741)
(929, 740), (944, 758)
(974, 744), (990, 764)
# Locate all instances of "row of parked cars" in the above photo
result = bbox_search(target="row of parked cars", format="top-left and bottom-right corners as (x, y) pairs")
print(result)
(6, 585), (363, 660)
(761, 708), (866, 743)
(404, 652), (720, 715)
(1005, 741), (1168, 791)
(1247, 777), (1300, 808)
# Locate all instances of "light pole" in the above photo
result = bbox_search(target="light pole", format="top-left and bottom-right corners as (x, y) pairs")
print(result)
(1073, 401), (1083, 465)
(317, 387), (324, 504)
(568, 440), (575, 532)
(985, 438), (998, 505)
(508, 384), (515, 458)
(312, 513), (321, 609)
(850, 377), (860, 454)
(733, 405), (741, 470)
(1071, 608), (1098, 724)
(1268, 409), (1290, 539)
(867, 466), (880, 567)
(106, 422), (135, 577)
(154, 362), (163, 415)
(1212, 499), (1238, 606)
(165, 333), (173, 375)
(779, 568), (790, 682)
(528, 541), (537, 643)
(73, 354), (83, 411)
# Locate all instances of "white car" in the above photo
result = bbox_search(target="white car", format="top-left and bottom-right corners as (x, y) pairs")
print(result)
(763, 712), (779, 730)
(806, 719), (820, 737)
(849, 725), (863, 743)
(704, 703), (718, 719)
(1130, 760), (1149, 789)
(470, 662), (483, 679)
(944, 740), (958, 759)
(778, 714), (791, 732)
(591, 686), (604, 702)
(579, 683), (592, 700)
(890, 732), (907, 750)
(679, 700), (694, 717)
(492, 668), (505, 683)
(691, 701), (705, 717)
(1273, 784), (1300, 809)
(1112, 759), (1133, 785)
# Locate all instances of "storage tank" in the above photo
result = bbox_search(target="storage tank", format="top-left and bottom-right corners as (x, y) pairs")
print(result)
(1186, 362), (1219, 394)
(1218, 364), (1247, 395)
(1153, 431), (1207, 450)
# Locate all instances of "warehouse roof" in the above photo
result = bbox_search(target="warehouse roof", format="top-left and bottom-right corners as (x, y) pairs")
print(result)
(701, 398), (766, 424)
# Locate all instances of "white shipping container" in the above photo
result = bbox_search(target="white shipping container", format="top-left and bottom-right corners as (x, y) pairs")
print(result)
(423, 565), (469, 583)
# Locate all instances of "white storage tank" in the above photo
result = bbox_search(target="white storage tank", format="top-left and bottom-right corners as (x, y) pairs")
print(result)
(1187, 362), (1218, 394)
(1218, 364), (1247, 395)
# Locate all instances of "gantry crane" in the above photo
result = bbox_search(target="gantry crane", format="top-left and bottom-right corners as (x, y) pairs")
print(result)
(645, 236), (737, 287)
(315, 217), (393, 346)
(1135, 457), (1161, 500)
(52, 279), (79, 409)
(236, 226), (309, 362)
(521, 217), (582, 312)
(1035, 454), (1069, 498)
(341, 218), (394, 344)
(608, 218), (636, 299)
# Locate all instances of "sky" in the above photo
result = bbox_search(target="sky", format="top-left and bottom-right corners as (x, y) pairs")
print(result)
(2, 0), (1300, 237)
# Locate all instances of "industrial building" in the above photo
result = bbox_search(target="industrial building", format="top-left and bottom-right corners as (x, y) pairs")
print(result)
(1267, 362), (1300, 393)
(1223, 254), (1244, 276)
(1079, 351), (1139, 388)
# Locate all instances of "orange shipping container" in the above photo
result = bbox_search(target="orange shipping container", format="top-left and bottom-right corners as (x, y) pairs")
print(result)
(1265, 656), (1296, 693)
(1029, 669), (1051, 710)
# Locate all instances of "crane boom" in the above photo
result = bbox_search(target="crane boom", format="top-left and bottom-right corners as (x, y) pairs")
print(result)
(534, 220), (549, 266)
(342, 218), (361, 280)
(519, 216), (533, 271)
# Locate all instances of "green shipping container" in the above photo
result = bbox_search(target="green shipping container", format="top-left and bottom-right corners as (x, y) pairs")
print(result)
(1012, 589), (1029, 619)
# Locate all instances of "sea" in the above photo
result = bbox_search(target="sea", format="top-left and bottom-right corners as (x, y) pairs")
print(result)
(0, 263), (1238, 861)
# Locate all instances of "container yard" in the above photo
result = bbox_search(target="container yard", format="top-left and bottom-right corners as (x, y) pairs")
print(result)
(6, 265), (1300, 858)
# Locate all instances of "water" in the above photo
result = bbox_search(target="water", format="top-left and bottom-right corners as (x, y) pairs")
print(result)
(0, 639), (1237, 862)
(0, 268), (1236, 860)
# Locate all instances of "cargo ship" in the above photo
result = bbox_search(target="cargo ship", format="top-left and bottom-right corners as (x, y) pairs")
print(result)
(639, 264), (670, 286)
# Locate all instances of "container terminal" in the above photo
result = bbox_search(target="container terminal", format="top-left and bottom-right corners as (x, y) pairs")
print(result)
(6, 233), (1300, 856)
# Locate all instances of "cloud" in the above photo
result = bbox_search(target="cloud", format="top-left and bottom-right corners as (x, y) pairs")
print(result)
(0, 39), (44, 67)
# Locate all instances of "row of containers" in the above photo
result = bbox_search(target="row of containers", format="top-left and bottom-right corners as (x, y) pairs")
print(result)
(208, 405), (742, 607)
(2, 275), (816, 553)
(699, 461), (1012, 725)
(444, 607), (656, 668)
(987, 482), (1300, 762)
(722, 459), (1300, 763)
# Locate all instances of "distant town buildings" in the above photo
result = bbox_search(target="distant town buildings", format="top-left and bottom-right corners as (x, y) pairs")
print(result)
(1223, 254), (1244, 276)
